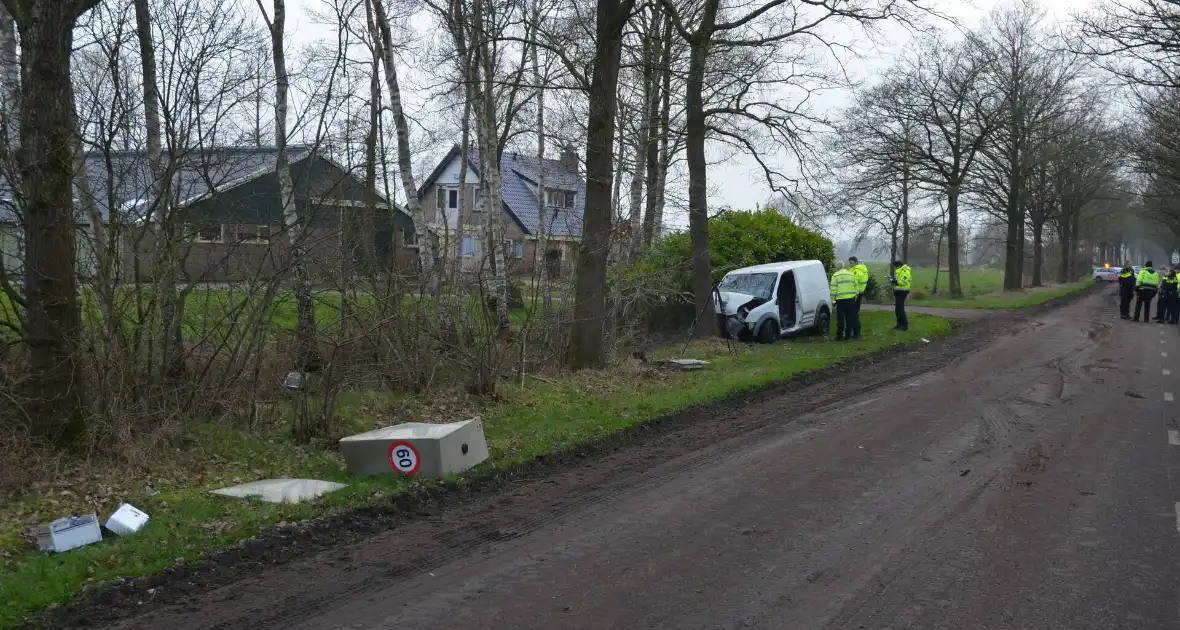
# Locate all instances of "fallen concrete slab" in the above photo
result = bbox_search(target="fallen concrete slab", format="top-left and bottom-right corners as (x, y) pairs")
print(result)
(209, 479), (347, 504)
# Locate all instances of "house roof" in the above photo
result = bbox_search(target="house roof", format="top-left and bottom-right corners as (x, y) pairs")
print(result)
(421, 144), (585, 239)
(0, 146), (411, 228)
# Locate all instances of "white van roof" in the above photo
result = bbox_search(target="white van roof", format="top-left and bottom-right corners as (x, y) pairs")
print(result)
(724, 260), (826, 275)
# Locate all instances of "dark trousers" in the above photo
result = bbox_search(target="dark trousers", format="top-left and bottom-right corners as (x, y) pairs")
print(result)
(1119, 290), (1134, 318)
(835, 299), (855, 339)
(894, 290), (909, 330)
(1135, 289), (1157, 321)
(852, 294), (863, 337)
(1157, 294), (1169, 321)
(1166, 295), (1180, 324)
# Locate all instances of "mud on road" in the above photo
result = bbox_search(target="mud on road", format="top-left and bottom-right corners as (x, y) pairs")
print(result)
(34, 284), (1117, 629)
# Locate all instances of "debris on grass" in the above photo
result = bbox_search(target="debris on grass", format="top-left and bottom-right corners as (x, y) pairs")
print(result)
(35, 515), (102, 553)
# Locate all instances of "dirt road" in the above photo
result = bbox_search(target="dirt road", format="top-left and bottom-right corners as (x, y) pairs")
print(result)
(65, 286), (1180, 629)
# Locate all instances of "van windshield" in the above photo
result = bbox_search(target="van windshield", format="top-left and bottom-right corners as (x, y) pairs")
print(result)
(718, 272), (777, 300)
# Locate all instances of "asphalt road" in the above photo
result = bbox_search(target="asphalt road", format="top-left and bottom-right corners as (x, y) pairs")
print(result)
(91, 287), (1180, 630)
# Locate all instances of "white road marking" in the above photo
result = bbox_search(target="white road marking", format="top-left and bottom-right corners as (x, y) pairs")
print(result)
(1165, 369), (1172, 376)
(1166, 393), (1174, 402)
(1169, 431), (1179, 446)
(1164, 352), (1169, 357)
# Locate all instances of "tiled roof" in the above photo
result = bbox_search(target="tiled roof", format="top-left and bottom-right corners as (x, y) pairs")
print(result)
(0, 146), (306, 224)
(423, 144), (585, 239)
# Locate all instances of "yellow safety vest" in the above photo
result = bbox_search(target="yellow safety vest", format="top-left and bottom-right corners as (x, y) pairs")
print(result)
(1137, 268), (1160, 289)
(894, 265), (912, 291)
(851, 263), (869, 295)
(830, 269), (858, 300)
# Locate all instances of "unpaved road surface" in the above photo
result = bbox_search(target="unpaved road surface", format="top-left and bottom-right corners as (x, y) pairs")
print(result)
(861, 302), (1006, 320)
(64, 286), (1180, 629)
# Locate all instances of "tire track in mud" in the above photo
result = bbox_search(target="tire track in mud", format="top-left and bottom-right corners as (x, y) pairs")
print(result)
(38, 286), (1105, 630)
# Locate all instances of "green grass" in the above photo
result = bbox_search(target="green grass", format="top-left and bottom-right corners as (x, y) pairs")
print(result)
(865, 264), (1088, 309)
(913, 281), (1091, 309)
(0, 310), (950, 627)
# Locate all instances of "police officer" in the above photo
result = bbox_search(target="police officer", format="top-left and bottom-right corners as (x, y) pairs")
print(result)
(1161, 267), (1180, 325)
(849, 256), (869, 339)
(1134, 261), (1161, 322)
(1118, 264), (1136, 320)
(891, 260), (911, 331)
(830, 261), (858, 341)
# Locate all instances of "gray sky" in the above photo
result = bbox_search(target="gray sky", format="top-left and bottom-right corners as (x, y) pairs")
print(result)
(281, 0), (1099, 227)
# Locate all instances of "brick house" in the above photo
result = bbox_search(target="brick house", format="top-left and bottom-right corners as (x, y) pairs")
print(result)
(418, 144), (584, 279)
(0, 146), (420, 286)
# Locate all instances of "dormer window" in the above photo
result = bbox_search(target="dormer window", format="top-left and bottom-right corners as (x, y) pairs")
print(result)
(545, 188), (574, 209)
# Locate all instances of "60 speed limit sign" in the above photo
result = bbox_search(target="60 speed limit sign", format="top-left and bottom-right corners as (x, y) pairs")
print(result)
(387, 441), (421, 475)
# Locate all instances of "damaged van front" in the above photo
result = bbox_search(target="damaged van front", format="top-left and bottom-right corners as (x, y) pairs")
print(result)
(714, 271), (778, 341)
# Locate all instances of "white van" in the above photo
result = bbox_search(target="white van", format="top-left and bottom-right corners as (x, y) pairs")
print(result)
(714, 260), (832, 342)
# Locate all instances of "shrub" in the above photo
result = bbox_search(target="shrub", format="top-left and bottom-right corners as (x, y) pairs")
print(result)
(864, 274), (883, 302)
(638, 209), (836, 295)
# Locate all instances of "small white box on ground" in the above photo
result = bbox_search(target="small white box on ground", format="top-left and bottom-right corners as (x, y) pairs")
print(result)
(209, 479), (347, 504)
(104, 503), (150, 536)
(36, 514), (102, 553)
(338, 419), (489, 478)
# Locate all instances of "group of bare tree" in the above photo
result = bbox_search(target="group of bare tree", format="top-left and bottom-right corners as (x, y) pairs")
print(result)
(827, 0), (1152, 297)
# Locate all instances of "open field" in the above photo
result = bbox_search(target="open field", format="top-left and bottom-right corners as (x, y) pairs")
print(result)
(866, 263), (1088, 309)
(0, 311), (950, 628)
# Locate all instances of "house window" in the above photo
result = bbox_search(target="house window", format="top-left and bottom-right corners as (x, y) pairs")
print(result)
(461, 236), (477, 257)
(545, 188), (574, 208)
(194, 223), (223, 243)
(513, 240), (524, 259)
(236, 225), (270, 244)
(447, 189), (458, 210)
(403, 228), (416, 246)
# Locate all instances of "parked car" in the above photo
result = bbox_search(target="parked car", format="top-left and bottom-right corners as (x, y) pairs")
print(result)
(714, 260), (832, 343)
(1093, 267), (1118, 282)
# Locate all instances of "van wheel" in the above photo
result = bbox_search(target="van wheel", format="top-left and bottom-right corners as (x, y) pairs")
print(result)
(813, 308), (830, 336)
(756, 320), (779, 344)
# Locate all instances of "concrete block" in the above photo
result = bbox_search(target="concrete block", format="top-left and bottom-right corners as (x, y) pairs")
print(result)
(104, 503), (150, 536)
(338, 419), (489, 478)
(36, 514), (102, 553)
(209, 479), (347, 504)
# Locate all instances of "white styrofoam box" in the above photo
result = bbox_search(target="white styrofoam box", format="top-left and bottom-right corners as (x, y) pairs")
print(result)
(209, 479), (347, 504)
(338, 419), (489, 478)
(36, 514), (102, 553)
(104, 503), (150, 536)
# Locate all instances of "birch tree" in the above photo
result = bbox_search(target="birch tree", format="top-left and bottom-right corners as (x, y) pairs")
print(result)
(256, 0), (319, 373)
(368, 0), (433, 284)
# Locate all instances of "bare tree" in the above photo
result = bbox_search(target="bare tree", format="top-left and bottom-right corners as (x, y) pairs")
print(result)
(256, 0), (319, 374)
(368, 0), (433, 284)
(891, 36), (1002, 297)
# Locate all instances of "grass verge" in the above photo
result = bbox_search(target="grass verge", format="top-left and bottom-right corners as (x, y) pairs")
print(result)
(910, 281), (1091, 309)
(0, 311), (950, 628)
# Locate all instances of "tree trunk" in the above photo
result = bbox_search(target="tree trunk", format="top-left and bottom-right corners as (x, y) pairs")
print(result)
(567, 0), (634, 369)
(648, 9), (673, 245)
(368, 0), (432, 284)
(530, 3), (550, 311)
(133, 0), (184, 381)
(469, 4), (510, 338)
(685, 3), (718, 339)
(0, 3), (16, 152)
(1031, 219), (1043, 287)
(262, 0), (318, 373)
(947, 184), (962, 298)
(7, 0), (99, 442)
(640, 4), (664, 248)
(627, 6), (657, 262)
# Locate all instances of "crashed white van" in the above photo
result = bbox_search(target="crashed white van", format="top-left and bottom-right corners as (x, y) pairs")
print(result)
(714, 260), (832, 343)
